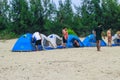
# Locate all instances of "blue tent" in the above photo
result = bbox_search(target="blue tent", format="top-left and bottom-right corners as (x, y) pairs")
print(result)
(12, 33), (55, 52)
(112, 39), (120, 46)
(12, 33), (36, 52)
(66, 34), (84, 48)
(83, 34), (107, 47)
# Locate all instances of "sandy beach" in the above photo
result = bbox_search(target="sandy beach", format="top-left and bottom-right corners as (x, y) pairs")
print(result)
(0, 39), (120, 80)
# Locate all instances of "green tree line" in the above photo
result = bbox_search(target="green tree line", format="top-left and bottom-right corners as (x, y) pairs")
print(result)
(0, 0), (120, 39)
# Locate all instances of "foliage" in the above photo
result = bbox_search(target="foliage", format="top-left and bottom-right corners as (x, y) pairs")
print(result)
(67, 28), (77, 36)
(0, 0), (120, 39)
(0, 30), (18, 39)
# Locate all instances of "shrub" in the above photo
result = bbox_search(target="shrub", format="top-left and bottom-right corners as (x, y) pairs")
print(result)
(67, 28), (77, 36)
(0, 30), (19, 39)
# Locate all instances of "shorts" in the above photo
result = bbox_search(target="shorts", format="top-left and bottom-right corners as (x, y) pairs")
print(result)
(63, 36), (67, 43)
(35, 40), (41, 45)
(96, 36), (102, 41)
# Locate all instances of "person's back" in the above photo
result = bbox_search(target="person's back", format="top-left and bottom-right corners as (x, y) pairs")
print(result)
(32, 32), (42, 51)
(94, 27), (103, 40)
(94, 23), (103, 51)
(32, 32), (41, 40)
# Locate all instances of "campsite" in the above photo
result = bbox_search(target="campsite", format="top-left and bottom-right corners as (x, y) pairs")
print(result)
(0, 38), (120, 80)
(0, 0), (120, 80)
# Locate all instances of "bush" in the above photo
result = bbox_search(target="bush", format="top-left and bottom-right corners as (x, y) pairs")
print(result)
(67, 28), (77, 36)
(0, 30), (19, 39)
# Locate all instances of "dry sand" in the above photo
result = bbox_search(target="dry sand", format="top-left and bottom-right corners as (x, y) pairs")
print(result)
(0, 39), (120, 80)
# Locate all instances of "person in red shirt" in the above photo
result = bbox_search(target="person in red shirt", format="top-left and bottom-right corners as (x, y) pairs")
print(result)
(62, 27), (68, 48)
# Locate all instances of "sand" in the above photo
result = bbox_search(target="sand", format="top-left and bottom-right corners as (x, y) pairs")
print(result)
(0, 39), (120, 80)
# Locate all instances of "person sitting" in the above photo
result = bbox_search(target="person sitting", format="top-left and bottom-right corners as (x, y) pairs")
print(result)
(116, 31), (120, 45)
(112, 31), (120, 45)
(72, 39), (80, 47)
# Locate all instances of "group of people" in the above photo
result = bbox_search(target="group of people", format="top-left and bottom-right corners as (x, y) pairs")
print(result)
(32, 32), (62, 51)
(93, 23), (120, 51)
(32, 23), (120, 51)
(106, 29), (120, 47)
(32, 27), (80, 51)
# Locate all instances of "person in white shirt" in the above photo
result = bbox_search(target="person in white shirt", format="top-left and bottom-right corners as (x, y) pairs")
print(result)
(48, 34), (62, 48)
(32, 32), (54, 50)
(32, 32), (42, 51)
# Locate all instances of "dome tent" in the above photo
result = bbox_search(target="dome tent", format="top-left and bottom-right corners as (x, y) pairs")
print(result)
(112, 34), (120, 46)
(12, 33), (54, 52)
(47, 34), (62, 48)
(66, 34), (84, 48)
(12, 33), (36, 52)
(83, 34), (107, 47)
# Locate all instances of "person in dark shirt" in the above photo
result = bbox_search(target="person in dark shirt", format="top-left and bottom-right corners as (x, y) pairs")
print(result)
(94, 23), (103, 51)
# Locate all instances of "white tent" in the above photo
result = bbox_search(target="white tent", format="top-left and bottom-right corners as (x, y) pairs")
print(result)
(41, 34), (55, 49)
(47, 34), (62, 48)
(112, 34), (120, 45)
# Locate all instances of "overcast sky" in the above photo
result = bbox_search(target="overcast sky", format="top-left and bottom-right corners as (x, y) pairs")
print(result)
(53, 0), (120, 5)
(53, 0), (81, 6)
(53, 0), (120, 12)
(53, 0), (81, 7)
(53, 0), (81, 12)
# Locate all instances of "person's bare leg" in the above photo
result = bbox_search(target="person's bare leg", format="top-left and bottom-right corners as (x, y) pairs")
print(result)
(96, 40), (99, 51)
(108, 41), (111, 46)
(96, 40), (100, 51)
(98, 40), (101, 51)
(109, 40), (112, 46)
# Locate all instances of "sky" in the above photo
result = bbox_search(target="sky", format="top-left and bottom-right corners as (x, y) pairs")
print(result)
(54, 0), (120, 5)
(53, 0), (81, 12)
(53, 0), (120, 12)
(53, 0), (81, 6)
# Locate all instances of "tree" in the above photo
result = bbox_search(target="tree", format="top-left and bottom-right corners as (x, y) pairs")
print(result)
(53, 0), (74, 35)
(101, 0), (120, 31)
(0, 0), (9, 31)
(10, 0), (29, 34)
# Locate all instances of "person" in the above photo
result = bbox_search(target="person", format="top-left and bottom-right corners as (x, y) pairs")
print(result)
(72, 39), (80, 47)
(117, 31), (120, 45)
(107, 28), (112, 46)
(113, 31), (120, 45)
(32, 32), (42, 51)
(47, 34), (62, 48)
(94, 23), (103, 51)
(62, 27), (68, 48)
